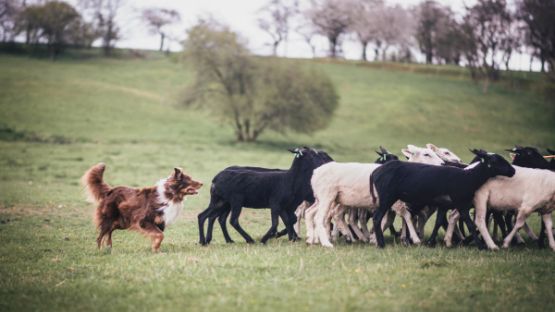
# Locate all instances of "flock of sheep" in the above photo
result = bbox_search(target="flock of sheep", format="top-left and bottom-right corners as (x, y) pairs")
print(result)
(198, 144), (555, 251)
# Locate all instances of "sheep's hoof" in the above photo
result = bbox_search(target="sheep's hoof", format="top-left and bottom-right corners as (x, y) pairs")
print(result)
(425, 239), (437, 247)
(322, 243), (334, 248)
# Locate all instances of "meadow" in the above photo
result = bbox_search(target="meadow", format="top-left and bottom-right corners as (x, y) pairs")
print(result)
(0, 51), (554, 311)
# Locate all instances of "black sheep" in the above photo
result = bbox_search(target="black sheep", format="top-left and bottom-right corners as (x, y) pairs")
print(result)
(198, 147), (330, 245)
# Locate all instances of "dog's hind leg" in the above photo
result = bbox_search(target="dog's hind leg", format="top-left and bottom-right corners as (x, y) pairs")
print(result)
(96, 220), (111, 249)
(138, 222), (164, 253)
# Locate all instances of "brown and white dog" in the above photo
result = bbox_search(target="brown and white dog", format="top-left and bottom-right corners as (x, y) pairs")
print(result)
(81, 163), (203, 252)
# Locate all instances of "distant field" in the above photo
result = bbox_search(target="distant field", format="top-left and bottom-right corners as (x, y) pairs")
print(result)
(0, 51), (554, 311)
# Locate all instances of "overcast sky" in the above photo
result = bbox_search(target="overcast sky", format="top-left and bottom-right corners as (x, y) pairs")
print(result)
(69, 0), (539, 71)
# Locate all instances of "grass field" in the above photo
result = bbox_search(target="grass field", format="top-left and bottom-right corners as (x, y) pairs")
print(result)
(0, 51), (554, 311)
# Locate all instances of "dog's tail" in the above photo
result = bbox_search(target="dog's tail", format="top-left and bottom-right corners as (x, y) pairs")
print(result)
(81, 163), (111, 204)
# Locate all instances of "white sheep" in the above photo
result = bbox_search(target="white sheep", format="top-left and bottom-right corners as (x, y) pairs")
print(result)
(471, 166), (555, 250)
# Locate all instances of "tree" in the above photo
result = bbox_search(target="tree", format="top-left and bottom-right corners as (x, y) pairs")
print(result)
(79, 0), (124, 56)
(415, 1), (451, 64)
(295, 23), (317, 57)
(460, 0), (513, 89)
(434, 18), (465, 65)
(257, 0), (298, 56)
(0, 0), (21, 42)
(349, 0), (382, 61)
(183, 20), (338, 142)
(372, 4), (414, 61)
(16, 1), (81, 58)
(305, 0), (353, 58)
(518, 0), (555, 74)
(142, 7), (180, 52)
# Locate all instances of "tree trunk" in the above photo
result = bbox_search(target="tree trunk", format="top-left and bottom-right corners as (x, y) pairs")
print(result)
(361, 41), (368, 61)
(426, 51), (433, 64)
(272, 41), (279, 56)
(159, 33), (165, 51)
(329, 36), (337, 58)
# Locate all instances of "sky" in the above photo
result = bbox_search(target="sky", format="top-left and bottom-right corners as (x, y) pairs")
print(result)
(69, 0), (539, 71)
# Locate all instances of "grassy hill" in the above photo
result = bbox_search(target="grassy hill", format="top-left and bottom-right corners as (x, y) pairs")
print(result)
(0, 52), (554, 311)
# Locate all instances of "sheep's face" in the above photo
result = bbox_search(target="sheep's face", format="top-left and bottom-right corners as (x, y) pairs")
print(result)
(471, 149), (516, 178)
(375, 146), (398, 164)
(426, 143), (462, 163)
(402, 145), (445, 166)
(506, 146), (546, 168)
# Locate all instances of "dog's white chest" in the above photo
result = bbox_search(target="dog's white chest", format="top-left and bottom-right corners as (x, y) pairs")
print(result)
(160, 201), (183, 226)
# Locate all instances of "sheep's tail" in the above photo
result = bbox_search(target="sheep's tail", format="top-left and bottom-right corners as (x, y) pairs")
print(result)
(369, 172), (377, 204)
(81, 163), (111, 204)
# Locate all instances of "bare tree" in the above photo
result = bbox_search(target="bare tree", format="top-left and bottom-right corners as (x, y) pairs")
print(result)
(373, 4), (414, 61)
(518, 0), (555, 74)
(349, 0), (382, 61)
(79, 0), (124, 56)
(257, 0), (298, 56)
(462, 0), (513, 83)
(142, 7), (180, 51)
(305, 0), (353, 58)
(295, 23), (317, 57)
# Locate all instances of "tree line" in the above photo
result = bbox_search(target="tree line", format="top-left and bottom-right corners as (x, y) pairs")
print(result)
(0, 0), (180, 58)
(259, 0), (554, 82)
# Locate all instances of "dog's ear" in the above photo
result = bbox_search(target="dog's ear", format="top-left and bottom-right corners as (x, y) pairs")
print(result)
(173, 167), (183, 178)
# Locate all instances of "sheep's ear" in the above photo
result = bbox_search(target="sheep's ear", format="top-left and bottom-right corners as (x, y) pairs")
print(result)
(376, 150), (383, 156)
(401, 148), (412, 159)
(407, 144), (418, 151)
(287, 148), (297, 154)
(426, 143), (439, 151)
(379, 146), (388, 153)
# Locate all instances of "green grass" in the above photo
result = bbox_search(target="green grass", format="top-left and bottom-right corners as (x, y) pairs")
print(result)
(0, 52), (554, 312)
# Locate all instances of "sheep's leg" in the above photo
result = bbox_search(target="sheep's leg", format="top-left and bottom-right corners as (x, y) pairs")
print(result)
(315, 198), (335, 248)
(502, 209), (531, 249)
(373, 197), (395, 248)
(541, 213), (555, 251)
(229, 203), (255, 244)
(523, 222), (538, 240)
(304, 203), (318, 244)
(198, 199), (221, 245)
(426, 207), (446, 247)
(333, 209), (354, 242)
(205, 213), (218, 244)
(294, 202), (307, 237)
(358, 209), (372, 242)
(400, 219), (408, 244)
(278, 209), (298, 242)
(400, 209), (420, 245)
(260, 208), (281, 244)
(459, 207), (485, 249)
(444, 210), (459, 247)
(217, 208), (234, 243)
(348, 208), (367, 243)
(538, 220), (546, 248)
(504, 211), (524, 245)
